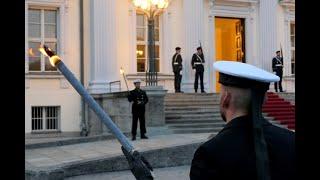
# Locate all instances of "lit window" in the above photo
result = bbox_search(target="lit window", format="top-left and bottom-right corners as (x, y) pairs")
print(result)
(136, 13), (160, 72)
(290, 23), (295, 75)
(28, 8), (58, 72)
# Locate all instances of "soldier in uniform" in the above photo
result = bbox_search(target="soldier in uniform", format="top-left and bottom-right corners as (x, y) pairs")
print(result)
(191, 47), (205, 93)
(172, 47), (183, 93)
(127, 79), (149, 141)
(190, 61), (295, 180)
(272, 50), (284, 92)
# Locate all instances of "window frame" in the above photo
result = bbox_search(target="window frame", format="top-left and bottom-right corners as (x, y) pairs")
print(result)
(31, 106), (61, 133)
(136, 12), (161, 73)
(26, 1), (65, 76)
(290, 22), (295, 75)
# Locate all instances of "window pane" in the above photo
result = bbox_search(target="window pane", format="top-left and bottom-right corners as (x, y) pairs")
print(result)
(290, 24), (295, 35)
(29, 42), (41, 71)
(29, 9), (41, 23)
(291, 50), (295, 74)
(154, 16), (159, 27)
(154, 29), (159, 41)
(137, 59), (146, 72)
(44, 10), (57, 24)
(29, 24), (41, 38)
(136, 14), (145, 26)
(155, 45), (160, 58)
(155, 59), (159, 72)
(45, 24), (56, 38)
(291, 36), (295, 47)
(137, 28), (145, 41)
(44, 42), (57, 71)
(136, 45), (146, 58)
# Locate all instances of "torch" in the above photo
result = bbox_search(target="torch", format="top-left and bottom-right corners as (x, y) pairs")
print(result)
(39, 45), (154, 180)
(120, 67), (130, 93)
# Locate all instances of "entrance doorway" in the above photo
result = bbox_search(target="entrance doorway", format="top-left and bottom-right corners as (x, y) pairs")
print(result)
(215, 17), (245, 92)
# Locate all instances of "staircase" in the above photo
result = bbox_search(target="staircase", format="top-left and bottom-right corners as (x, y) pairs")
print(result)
(262, 92), (295, 130)
(165, 93), (287, 134)
(165, 93), (225, 134)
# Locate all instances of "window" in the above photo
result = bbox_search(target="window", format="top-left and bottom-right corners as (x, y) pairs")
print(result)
(290, 23), (295, 75)
(28, 8), (58, 72)
(136, 13), (160, 72)
(31, 106), (60, 132)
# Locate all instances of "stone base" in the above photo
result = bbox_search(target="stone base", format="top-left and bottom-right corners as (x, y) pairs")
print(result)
(142, 86), (167, 126)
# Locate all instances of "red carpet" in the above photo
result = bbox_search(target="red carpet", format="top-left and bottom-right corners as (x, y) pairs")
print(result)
(262, 92), (295, 130)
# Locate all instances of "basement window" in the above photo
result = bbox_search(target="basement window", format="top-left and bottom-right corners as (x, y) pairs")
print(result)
(31, 106), (60, 132)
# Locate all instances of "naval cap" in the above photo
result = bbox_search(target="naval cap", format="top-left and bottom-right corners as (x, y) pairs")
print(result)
(133, 79), (142, 84)
(213, 61), (279, 89)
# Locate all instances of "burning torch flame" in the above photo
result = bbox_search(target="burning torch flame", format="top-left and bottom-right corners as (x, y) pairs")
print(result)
(28, 48), (35, 57)
(38, 44), (61, 67)
(120, 67), (125, 75)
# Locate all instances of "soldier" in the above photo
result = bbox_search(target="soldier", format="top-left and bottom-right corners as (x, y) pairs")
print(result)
(127, 79), (149, 141)
(172, 47), (183, 93)
(190, 61), (295, 180)
(272, 50), (284, 92)
(191, 47), (206, 93)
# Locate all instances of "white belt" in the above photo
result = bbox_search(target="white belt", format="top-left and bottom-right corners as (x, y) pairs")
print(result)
(173, 62), (179, 65)
(194, 62), (202, 65)
(275, 64), (283, 67)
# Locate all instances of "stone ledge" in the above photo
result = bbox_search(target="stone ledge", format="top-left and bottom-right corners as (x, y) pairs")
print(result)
(25, 141), (203, 180)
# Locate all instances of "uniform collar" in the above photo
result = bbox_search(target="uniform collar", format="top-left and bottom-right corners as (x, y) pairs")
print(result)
(220, 115), (270, 133)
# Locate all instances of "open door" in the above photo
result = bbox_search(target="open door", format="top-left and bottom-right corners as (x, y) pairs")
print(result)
(215, 17), (245, 92)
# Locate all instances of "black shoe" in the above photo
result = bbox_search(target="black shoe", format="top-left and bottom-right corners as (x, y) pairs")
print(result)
(141, 135), (148, 139)
(195, 90), (198, 93)
(132, 136), (136, 141)
(201, 90), (206, 93)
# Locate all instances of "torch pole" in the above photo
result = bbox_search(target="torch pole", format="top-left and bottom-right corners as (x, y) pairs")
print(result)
(122, 73), (130, 92)
(56, 61), (134, 152)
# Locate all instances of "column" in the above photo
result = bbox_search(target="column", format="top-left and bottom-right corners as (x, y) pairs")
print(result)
(258, 0), (278, 72)
(182, 0), (205, 92)
(88, 0), (119, 94)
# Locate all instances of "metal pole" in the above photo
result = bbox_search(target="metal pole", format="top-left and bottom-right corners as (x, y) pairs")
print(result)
(55, 60), (134, 152)
(147, 17), (156, 86)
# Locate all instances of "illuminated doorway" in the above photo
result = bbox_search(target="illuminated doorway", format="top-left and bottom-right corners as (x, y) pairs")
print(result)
(215, 17), (245, 92)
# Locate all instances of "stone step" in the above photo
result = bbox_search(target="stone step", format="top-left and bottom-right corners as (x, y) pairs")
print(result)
(165, 106), (219, 111)
(166, 118), (223, 124)
(165, 109), (220, 114)
(166, 93), (219, 96)
(165, 99), (220, 103)
(165, 102), (220, 106)
(171, 127), (223, 134)
(166, 114), (221, 119)
(168, 122), (225, 128)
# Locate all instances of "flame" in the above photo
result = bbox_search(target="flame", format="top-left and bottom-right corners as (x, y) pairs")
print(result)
(28, 48), (35, 57)
(38, 45), (61, 67)
(120, 67), (125, 75)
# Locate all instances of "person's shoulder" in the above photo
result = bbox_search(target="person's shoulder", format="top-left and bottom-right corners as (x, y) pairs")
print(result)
(200, 130), (233, 152)
(265, 124), (295, 142)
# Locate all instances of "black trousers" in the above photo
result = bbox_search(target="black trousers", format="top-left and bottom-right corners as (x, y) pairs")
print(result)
(132, 111), (146, 136)
(194, 70), (204, 92)
(274, 69), (283, 92)
(174, 71), (182, 92)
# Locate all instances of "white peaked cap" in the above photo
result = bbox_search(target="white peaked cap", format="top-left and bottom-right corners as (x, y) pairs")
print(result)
(133, 79), (142, 84)
(213, 61), (280, 85)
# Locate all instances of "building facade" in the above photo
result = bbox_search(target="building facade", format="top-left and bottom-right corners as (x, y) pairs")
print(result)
(25, 0), (295, 134)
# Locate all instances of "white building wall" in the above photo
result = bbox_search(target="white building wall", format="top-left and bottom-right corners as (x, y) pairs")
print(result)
(25, 0), (295, 133)
(25, 0), (81, 134)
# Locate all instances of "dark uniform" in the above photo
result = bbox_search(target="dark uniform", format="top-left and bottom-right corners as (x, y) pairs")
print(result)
(127, 88), (148, 138)
(172, 52), (183, 92)
(191, 52), (205, 93)
(272, 55), (284, 92)
(190, 115), (295, 180)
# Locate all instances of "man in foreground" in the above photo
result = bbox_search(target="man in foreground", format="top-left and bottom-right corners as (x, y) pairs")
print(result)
(190, 61), (295, 180)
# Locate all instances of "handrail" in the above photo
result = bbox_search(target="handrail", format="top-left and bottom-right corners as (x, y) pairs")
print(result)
(109, 80), (121, 92)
